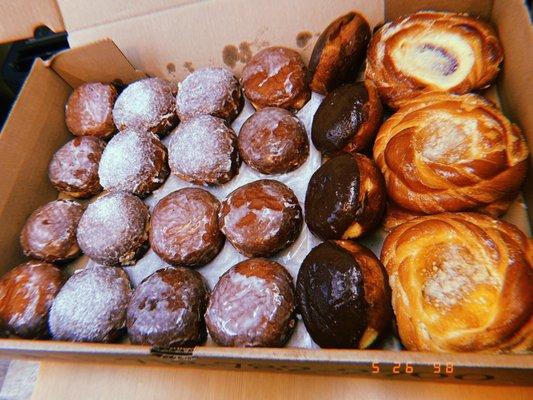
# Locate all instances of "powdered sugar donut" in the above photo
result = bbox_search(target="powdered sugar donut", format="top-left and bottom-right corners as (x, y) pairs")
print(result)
(176, 67), (243, 122)
(150, 188), (224, 267)
(205, 258), (296, 347)
(168, 115), (240, 185)
(65, 82), (118, 139)
(113, 77), (178, 135)
(48, 136), (106, 198)
(48, 265), (131, 343)
(0, 261), (64, 338)
(127, 267), (208, 346)
(20, 200), (85, 263)
(219, 179), (303, 257)
(77, 192), (149, 266)
(98, 129), (169, 197)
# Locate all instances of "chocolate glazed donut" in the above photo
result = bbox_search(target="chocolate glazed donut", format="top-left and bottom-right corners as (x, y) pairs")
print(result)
(297, 241), (391, 348)
(311, 81), (382, 156)
(307, 11), (371, 94)
(305, 152), (385, 240)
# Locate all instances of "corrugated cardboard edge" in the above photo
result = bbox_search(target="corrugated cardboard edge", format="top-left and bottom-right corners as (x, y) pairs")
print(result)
(0, 340), (532, 385)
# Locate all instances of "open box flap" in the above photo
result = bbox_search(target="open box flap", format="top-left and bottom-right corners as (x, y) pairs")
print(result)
(0, 0), (64, 43)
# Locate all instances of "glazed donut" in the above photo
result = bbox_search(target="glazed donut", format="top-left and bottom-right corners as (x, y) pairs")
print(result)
(305, 152), (386, 240)
(373, 92), (528, 214)
(238, 107), (309, 174)
(381, 212), (533, 353)
(219, 179), (303, 257)
(0, 261), (64, 338)
(311, 81), (382, 156)
(20, 200), (85, 263)
(76, 192), (150, 266)
(241, 47), (310, 111)
(149, 188), (224, 267)
(168, 115), (240, 185)
(98, 129), (169, 197)
(48, 136), (106, 198)
(297, 241), (391, 348)
(176, 67), (243, 122)
(366, 11), (503, 108)
(127, 267), (208, 346)
(307, 11), (371, 94)
(49, 265), (131, 343)
(65, 82), (118, 139)
(205, 258), (296, 347)
(113, 77), (178, 135)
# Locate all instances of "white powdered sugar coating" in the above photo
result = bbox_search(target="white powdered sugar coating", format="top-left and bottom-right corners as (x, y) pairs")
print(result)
(48, 265), (131, 342)
(98, 129), (168, 195)
(168, 115), (238, 184)
(176, 67), (241, 119)
(76, 192), (149, 266)
(423, 244), (500, 310)
(113, 77), (176, 132)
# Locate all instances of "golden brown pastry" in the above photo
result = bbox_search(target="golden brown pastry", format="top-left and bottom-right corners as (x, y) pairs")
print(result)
(373, 92), (528, 214)
(381, 212), (533, 353)
(366, 11), (503, 108)
(382, 192), (518, 232)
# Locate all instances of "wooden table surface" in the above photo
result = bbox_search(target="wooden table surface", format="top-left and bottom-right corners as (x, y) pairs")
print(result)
(31, 361), (533, 400)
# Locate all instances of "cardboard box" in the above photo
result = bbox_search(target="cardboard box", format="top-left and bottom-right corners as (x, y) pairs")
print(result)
(0, 0), (531, 385)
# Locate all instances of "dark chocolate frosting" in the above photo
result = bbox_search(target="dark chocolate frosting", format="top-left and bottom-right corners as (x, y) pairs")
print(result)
(304, 152), (360, 239)
(311, 82), (370, 155)
(296, 241), (367, 348)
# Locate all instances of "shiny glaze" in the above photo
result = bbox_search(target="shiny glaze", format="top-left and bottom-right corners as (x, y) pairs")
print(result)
(150, 188), (224, 267)
(127, 267), (208, 346)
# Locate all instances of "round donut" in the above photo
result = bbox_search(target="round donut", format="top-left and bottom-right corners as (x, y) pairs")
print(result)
(20, 200), (85, 263)
(238, 107), (309, 174)
(98, 129), (169, 197)
(305, 152), (386, 240)
(297, 241), (391, 348)
(48, 136), (106, 198)
(168, 115), (240, 185)
(219, 179), (303, 257)
(205, 258), (296, 347)
(65, 82), (118, 139)
(241, 46), (310, 111)
(307, 11), (371, 94)
(311, 81), (382, 156)
(0, 261), (64, 338)
(176, 67), (243, 122)
(49, 265), (131, 343)
(127, 267), (208, 346)
(113, 77), (178, 135)
(76, 192), (150, 266)
(150, 188), (224, 267)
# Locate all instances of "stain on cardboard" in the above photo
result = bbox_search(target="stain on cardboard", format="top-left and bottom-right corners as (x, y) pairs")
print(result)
(183, 61), (195, 73)
(223, 45), (239, 68)
(238, 42), (253, 63)
(296, 31), (313, 48)
(166, 62), (176, 74)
